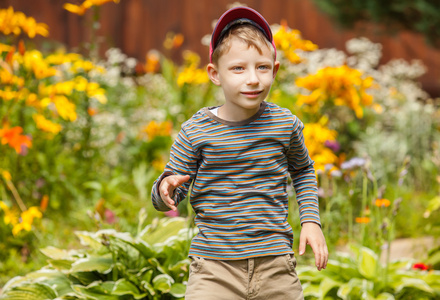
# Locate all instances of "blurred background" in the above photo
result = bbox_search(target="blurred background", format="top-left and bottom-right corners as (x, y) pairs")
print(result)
(0, 1), (439, 299)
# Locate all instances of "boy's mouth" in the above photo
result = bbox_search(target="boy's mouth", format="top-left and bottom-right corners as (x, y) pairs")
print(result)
(241, 90), (263, 96)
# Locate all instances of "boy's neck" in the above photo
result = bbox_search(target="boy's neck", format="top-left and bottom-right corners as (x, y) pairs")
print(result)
(218, 102), (263, 122)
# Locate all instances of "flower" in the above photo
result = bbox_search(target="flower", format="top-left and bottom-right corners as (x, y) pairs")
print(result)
(163, 32), (184, 50)
(142, 120), (173, 140)
(0, 201), (19, 226)
(375, 198), (391, 207)
(64, 0), (120, 16)
(355, 217), (370, 224)
(302, 120), (339, 172)
(273, 22), (317, 64)
(0, 7), (48, 38)
(340, 157), (366, 170)
(177, 51), (209, 87)
(12, 206), (42, 236)
(40, 195), (49, 212)
(0, 125), (32, 154)
(412, 263), (429, 271)
(33, 114), (62, 134)
(296, 65), (374, 118)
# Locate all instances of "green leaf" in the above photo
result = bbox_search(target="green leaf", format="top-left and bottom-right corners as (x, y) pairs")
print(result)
(319, 277), (340, 297)
(0, 283), (57, 300)
(169, 283), (186, 298)
(152, 274), (174, 293)
(72, 281), (118, 300)
(111, 279), (148, 299)
(376, 292), (395, 300)
(47, 259), (74, 270)
(40, 246), (72, 260)
(396, 278), (434, 294)
(70, 256), (113, 274)
(358, 247), (378, 279)
(74, 231), (104, 250)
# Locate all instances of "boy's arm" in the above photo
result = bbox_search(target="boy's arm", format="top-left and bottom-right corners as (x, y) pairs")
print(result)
(286, 116), (328, 270)
(151, 128), (198, 211)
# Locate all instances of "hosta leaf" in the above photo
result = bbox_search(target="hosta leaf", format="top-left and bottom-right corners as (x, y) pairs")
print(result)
(141, 280), (156, 296)
(396, 278), (434, 294)
(152, 274), (174, 293)
(47, 259), (74, 270)
(319, 277), (340, 297)
(302, 282), (320, 297)
(169, 283), (186, 298)
(70, 256), (113, 274)
(358, 247), (378, 279)
(111, 279), (147, 299)
(72, 281), (117, 300)
(74, 232), (103, 250)
(140, 217), (187, 244)
(0, 282), (57, 300)
(40, 247), (72, 260)
(376, 292), (395, 300)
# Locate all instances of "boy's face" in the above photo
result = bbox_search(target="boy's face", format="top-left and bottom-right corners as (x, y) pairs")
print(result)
(207, 37), (280, 121)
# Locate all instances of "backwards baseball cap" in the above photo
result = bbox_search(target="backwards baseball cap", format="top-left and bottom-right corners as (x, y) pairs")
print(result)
(209, 6), (277, 63)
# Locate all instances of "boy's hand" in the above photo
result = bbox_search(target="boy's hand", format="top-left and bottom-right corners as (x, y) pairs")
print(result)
(299, 222), (328, 271)
(159, 175), (190, 211)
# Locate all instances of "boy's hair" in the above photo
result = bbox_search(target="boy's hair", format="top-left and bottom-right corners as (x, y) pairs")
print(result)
(211, 24), (276, 64)
(209, 7), (277, 63)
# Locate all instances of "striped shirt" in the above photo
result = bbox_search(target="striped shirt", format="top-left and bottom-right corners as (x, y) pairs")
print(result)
(152, 101), (320, 260)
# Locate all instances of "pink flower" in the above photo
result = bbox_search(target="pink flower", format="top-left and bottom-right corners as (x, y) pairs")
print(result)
(104, 209), (117, 224)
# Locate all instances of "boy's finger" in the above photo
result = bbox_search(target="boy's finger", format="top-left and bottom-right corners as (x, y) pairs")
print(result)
(298, 236), (306, 256)
(171, 175), (190, 187)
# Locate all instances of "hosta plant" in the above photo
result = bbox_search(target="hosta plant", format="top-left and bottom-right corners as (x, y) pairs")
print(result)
(298, 244), (440, 299)
(0, 217), (196, 300)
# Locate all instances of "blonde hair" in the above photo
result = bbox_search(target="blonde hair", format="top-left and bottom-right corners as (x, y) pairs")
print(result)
(211, 24), (275, 64)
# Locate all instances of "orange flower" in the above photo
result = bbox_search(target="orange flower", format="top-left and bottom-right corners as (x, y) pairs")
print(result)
(355, 217), (370, 224)
(40, 195), (49, 212)
(0, 125), (32, 154)
(375, 198), (391, 207)
(142, 121), (172, 140)
(87, 107), (98, 116)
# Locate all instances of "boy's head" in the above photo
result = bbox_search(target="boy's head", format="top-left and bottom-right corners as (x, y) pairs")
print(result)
(209, 7), (277, 64)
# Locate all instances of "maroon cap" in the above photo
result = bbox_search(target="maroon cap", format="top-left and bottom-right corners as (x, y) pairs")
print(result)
(209, 6), (277, 63)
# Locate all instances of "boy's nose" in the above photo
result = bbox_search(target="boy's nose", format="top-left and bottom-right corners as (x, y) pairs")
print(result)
(246, 70), (259, 85)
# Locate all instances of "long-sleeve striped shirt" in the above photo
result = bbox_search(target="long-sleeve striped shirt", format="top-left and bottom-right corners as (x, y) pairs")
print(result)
(151, 101), (320, 260)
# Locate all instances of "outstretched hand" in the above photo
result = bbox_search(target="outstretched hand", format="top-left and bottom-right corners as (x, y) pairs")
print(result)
(159, 175), (190, 211)
(299, 222), (328, 271)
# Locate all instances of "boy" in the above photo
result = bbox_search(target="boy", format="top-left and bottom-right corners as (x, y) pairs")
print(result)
(152, 6), (328, 299)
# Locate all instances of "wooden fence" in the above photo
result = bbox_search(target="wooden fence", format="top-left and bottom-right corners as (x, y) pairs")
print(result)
(2, 0), (439, 96)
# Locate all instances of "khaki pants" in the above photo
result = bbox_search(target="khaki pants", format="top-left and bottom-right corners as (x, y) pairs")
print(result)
(185, 254), (304, 300)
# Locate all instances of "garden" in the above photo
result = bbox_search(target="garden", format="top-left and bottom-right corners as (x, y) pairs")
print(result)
(1, 1), (440, 299)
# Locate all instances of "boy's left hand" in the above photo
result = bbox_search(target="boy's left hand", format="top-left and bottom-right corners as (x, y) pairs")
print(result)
(299, 222), (328, 271)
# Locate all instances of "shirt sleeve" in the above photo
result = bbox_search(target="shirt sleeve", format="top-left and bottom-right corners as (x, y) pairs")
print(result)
(286, 116), (321, 226)
(151, 127), (199, 211)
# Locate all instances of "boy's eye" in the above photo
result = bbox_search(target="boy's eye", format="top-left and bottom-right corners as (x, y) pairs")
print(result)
(232, 66), (244, 71)
(258, 65), (270, 70)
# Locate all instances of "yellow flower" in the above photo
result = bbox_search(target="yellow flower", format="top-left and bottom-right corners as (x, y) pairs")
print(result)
(64, 0), (119, 16)
(86, 82), (107, 104)
(273, 23), (317, 64)
(0, 201), (19, 226)
(0, 7), (49, 38)
(53, 95), (77, 121)
(296, 65), (374, 118)
(33, 114), (63, 134)
(12, 206), (42, 236)
(1, 170), (12, 181)
(142, 121), (173, 140)
(22, 50), (57, 79)
(302, 121), (338, 172)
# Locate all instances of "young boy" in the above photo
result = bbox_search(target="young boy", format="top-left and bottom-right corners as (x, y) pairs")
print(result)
(152, 6), (328, 299)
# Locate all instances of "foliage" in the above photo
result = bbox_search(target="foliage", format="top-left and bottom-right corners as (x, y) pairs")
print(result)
(311, 0), (440, 47)
(298, 244), (440, 299)
(0, 217), (196, 300)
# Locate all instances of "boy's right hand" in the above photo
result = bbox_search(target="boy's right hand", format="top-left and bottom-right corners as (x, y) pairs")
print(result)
(159, 175), (190, 211)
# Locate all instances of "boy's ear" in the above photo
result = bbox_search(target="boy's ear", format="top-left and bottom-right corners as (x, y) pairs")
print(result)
(207, 63), (221, 86)
(273, 61), (280, 79)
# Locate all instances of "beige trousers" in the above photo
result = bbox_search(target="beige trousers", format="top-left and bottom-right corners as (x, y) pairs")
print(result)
(185, 254), (304, 300)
